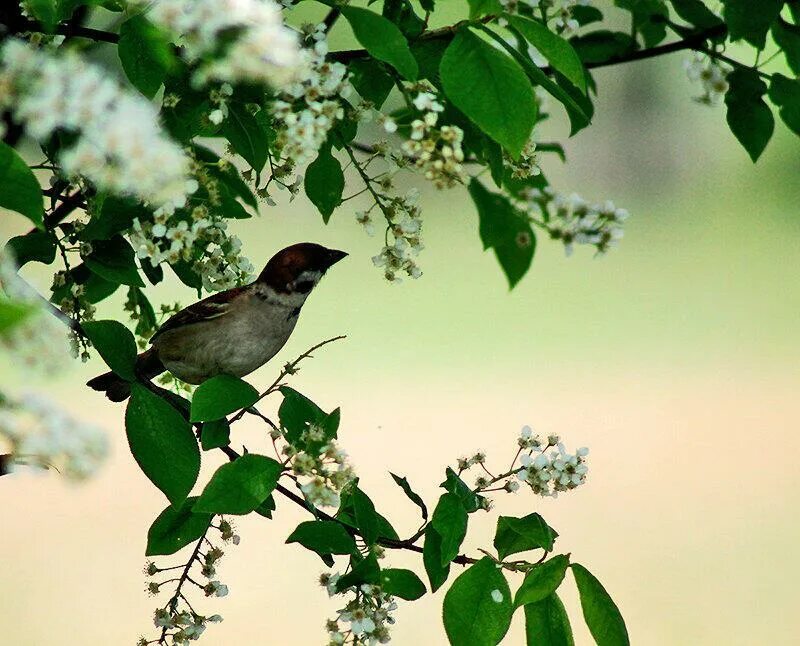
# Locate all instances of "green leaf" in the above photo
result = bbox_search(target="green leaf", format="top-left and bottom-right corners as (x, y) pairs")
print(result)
(571, 563), (630, 646)
(772, 20), (800, 76)
(286, 520), (357, 556)
(769, 74), (800, 136)
(336, 552), (381, 591)
(614, 0), (669, 47)
(118, 14), (174, 98)
(669, 0), (724, 29)
(382, 0), (425, 39)
(440, 467), (481, 513)
(82, 320), (138, 381)
(440, 28), (536, 158)
(146, 497), (212, 556)
(524, 593), (575, 646)
(725, 68), (775, 162)
(4, 230), (56, 266)
(569, 31), (637, 65)
(221, 103), (269, 172)
(80, 196), (149, 242)
(411, 39), (449, 85)
(278, 386), (339, 445)
(200, 418), (231, 451)
(443, 557), (513, 646)
(514, 555), (570, 607)
(194, 453), (282, 515)
(468, 0), (502, 18)
(305, 144), (344, 223)
(494, 513), (558, 560)
(431, 492), (468, 566)
(0, 300), (34, 334)
(190, 374), (259, 422)
(84, 236), (144, 286)
(0, 142), (44, 228)
(25, 0), (57, 31)
(126, 384), (200, 506)
(348, 59), (395, 107)
(255, 493), (276, 519)
(423, 525), (450, 592)
(390, 472), (428, 520)
(342, 6), (418, 80)
(509, 16), (586, 92)
(722, 0), (783, 50)
(469, 178), (535, 288)
(571, 5), (604, 26)
(352, 486), (380, 545)
(381, 568), (426, 600)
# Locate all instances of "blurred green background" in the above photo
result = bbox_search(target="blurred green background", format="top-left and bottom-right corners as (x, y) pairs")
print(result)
(2, 4), (800, 644)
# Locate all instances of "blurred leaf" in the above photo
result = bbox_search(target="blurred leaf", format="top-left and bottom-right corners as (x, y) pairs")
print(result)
(286, 520), (357, 556)
(342, 7), (419, 80)
(222, 104), (269, 172)
(722, 0), (782, 50)
(25, 0), (57, 31)
(146, 497), (212, 556)
(571, 5), (604, 25)
(514, 555), (570, 607)
(423, 525), (450, 592)
(84, 236), (144, 286)
(772, 20), (800, 76)
(0, 142), (44, 228)
(83, 320), (138, 381)
(494, 513), (558, 560)
(390, 472), (428, 520)
(126, 384), (200, 506)
(725, 68), (774, 162)
(469, 178), (535, 289)
(443, 557), (513, 646)
(570, 31), (637, 65)
(431, 492), (468, 567)
(614, 0), (669, 47)
(349, 59), (395, 107)
(669, 0), (724, 29)
(5, 230), (56, 266)
(769, 74), (800, 136)
(305, 143), (344, 223)
(509, 16), (587, 92)
(440, 28), (536, 158)
(118, 14), (174, 98)
(571, 563), (630, 646)
(194, 454), (282, 515)
(380, 568), (426, 600)
(0, 300), (34, 334)
(524, 593), (575, 646)
(200, 418), (231, 451)
(467, 0), (501, 18)
(190, 375), (259, 422)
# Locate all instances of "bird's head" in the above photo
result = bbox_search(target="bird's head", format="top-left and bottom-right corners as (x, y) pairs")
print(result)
(257, 243), (348, 294)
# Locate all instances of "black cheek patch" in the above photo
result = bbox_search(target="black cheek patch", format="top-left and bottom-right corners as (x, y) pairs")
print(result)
(294, 280), (315, 294)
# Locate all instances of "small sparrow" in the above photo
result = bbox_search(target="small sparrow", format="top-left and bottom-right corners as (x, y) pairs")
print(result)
(87, 242), (347, 401)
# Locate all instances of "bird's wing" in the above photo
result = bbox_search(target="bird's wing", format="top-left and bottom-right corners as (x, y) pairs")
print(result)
(149, 285), (250, 344)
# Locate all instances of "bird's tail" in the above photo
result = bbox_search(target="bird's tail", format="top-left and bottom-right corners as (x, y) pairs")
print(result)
(86, 348), (165, 402)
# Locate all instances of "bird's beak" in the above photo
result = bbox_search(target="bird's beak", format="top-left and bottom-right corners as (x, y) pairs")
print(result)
(325, 248), (348, 268)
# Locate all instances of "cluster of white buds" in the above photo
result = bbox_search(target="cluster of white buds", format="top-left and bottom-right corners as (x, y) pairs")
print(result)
(401, 90), (466, 189)
(0, 40), (193, 210)
(322, 577), (397, 645)
(207, 83), (234, 126)
(143, 520), (237, 645)
(370, 188), (424, 283)
(515, 431), (589, 497)
(0, 393), (108, 481)
(500, 0), (591, 34)
(281, 422), (355, 508)
(684, 53), (730, 105)
(518, 187), (628, 256)
(507, 132), (542, 180)
(0, 251), (72, 373)
(139, 0), (305, 88)
(272, 23), (351, 167)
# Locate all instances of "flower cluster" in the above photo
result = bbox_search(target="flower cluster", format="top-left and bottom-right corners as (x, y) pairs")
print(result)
(0, 393), (109, 481)
(507, 131), (542, 180)
(401, 90), (466, 189)
(281, 422), (355, 508)
(141, 0), (305, 88)
(0, 250), (72, 373)
(0, 40), (193, 209)
(500, 0), (592, 35)
(519, 187), (628, 256)
(142, 519), (238, 645)
(369, 188), (425, 283)
(684, 53), (730, 105)
(272, 23), (351, 167)
(515, 427), (589, 497)
(322, 576), (397, 645)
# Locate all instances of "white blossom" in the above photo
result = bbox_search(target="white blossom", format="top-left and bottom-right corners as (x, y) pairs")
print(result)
(685, 53), (730, 105)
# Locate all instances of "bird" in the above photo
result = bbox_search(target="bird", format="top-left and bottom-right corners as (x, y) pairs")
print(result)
(87, 242), (347, 402)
